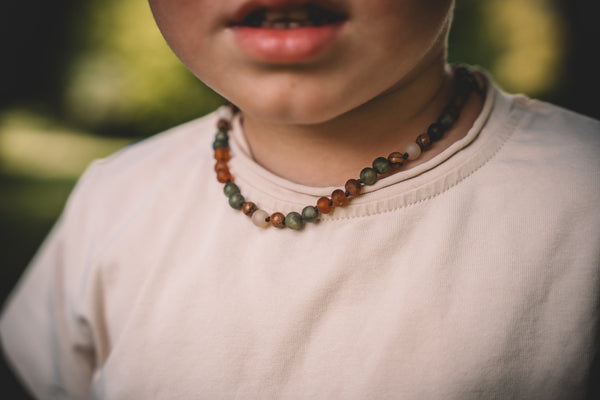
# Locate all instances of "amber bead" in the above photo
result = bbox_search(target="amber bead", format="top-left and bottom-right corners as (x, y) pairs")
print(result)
(214, 147), (231, 161)
(270, 212), (286, 228)
(416, 133), (431, 150)
(269, 212), (285, 228)
(345, 179), (362, 197)
(216, 169), (233, 183)
(387, 152), (404, 165)
(241, 202), (258, 216)
(317, 196), (333, 214)
(217, 119), (231, 132)
(331, 189), (348, 206)
(214, 160), (229, 172)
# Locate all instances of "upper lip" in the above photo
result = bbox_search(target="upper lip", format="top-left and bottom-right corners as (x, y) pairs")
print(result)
(228, 0), (348, 26)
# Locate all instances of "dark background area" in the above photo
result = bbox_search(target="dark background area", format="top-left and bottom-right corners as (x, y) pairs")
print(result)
(1, 0), (599, 397)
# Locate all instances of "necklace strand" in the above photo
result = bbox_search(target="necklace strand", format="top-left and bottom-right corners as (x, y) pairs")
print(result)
(212, 66), (481, 230)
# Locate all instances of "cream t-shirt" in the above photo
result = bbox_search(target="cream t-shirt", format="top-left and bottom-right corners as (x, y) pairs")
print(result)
(1, 81), (599, 399)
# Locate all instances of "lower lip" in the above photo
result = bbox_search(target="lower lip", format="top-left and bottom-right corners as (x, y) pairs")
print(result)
(230, 23), (344, 63)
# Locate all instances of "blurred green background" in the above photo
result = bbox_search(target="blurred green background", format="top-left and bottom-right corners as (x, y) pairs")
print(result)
(0, 0), (599, 395)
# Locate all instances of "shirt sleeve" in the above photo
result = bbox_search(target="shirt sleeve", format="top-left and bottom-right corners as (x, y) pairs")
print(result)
(0, 162), (105, 399)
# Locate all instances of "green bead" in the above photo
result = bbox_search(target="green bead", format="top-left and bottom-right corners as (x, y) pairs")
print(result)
(438, 112), (455, 128)
(213, 139), (229, 149)
(360, 167), (378, 185)
(427, 123), (444, 142)
(228, 193), (245, 210)
(301, 206), (319, 222)
(372, 157), (391, 174)
(215, 131), (228, 141)
(223, 182), (240, 197)
(285, 212), (304, 230)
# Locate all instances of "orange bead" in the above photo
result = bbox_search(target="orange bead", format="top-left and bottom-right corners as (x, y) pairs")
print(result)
(331, 189), (347, 206)
(214, 160), (229, 172)
(270, 212), (285, 228)
(217, 119), (231, 132)
(214, 147), (231, 161)
(344, 179), (362, 197)
(416, 133), (431, 150)
(241, 202), (257, 216)
(216, 169), (233, 183)
(316, 196), (333, 214)
(387, 152), (404, 165)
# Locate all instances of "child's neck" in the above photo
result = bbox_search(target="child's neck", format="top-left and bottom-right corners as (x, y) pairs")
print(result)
(240, 60), (484, 187)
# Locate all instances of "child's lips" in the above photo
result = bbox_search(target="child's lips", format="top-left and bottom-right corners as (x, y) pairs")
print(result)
(230, 23), (345, 63)
(227, 0), (347, 64)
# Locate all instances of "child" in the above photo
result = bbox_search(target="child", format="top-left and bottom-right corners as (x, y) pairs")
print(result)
(2, 0), (599, 398)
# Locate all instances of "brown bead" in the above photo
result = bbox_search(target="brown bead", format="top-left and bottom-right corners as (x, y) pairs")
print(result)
(387, 152), (404, 165)
(217, 119), (231, 132)
(241, 202), (258, 216)
(331, 189), (347, 206)
(216, 169), (233, 183)
(214, 160), (229, 172)
(270, 212), (285, 228)
(316, 196), (333, 214)
(416, 133), (431, 150)
(214, 147), (231, 161)
(345, 179), (362, 197)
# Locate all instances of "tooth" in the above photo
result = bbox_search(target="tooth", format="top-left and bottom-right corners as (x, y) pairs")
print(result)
(272, 21), (288, 29)
(288, 9), (309, 20)
(263, 9), (287, 22)
(288, 21), (301, 29)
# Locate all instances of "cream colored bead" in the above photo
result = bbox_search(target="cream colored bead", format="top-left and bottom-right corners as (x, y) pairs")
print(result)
(252, 209), (270, 228)
(405, 142), (422, 160)
(217, 105), (233, 121)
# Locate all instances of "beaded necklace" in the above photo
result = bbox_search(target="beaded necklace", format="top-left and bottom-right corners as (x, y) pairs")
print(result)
(212, 66), (481, 230)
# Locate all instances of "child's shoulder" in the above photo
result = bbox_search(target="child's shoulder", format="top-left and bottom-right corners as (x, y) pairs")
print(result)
(512, 94), (599, 137)
(97, 111), (218, 177)
(487, 87), (600, 204)
(85, 110), (218, 186)
(495, 88), (600, 170)
(63, 111), (219, 225)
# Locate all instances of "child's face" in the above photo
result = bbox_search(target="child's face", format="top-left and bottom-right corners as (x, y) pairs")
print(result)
(149, 0), (454, 124)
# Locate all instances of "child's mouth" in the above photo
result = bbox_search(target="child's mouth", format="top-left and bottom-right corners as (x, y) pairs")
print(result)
(238, 5), (346, 29)
(228, 2), (347, 63)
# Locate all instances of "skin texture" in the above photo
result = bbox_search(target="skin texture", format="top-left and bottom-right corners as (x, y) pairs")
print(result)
(148, 0), (483, 186)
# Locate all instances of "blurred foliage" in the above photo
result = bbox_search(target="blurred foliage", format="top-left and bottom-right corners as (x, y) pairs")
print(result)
(63, 0), (223, 136)
(449, 0), (565, 97)
(484, 0), (564, 94)
(0, 110), (132, 179)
